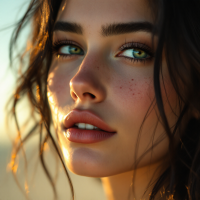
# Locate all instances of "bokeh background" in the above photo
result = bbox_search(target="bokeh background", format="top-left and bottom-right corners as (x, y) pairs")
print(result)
(0, 1), (106, 199)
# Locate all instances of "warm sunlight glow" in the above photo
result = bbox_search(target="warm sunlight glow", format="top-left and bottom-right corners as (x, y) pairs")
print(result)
(43, 142), (49, 151)
(36, 85), (40, 101)
(7, 153), (18, 174)
(62, 146), (70, 160)
(25, 181), (29, 194)
(168, 194), (174, 200)
(14, 93), (20, 100)
(62, 0), (67, 11)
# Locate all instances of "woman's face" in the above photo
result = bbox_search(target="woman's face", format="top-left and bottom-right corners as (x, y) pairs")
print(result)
(47, 0), (179, 177)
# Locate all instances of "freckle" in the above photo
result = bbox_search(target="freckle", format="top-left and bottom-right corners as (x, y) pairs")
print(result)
(131, 79), (134, 81)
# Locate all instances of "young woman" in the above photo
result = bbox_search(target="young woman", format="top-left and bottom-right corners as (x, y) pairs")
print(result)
(9, 0), (200, 199)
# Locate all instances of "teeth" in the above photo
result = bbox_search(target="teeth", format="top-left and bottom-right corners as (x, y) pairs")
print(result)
(77, 123), (85, 129)
(75, 123), (100, 130)
(85, 124), (94, 130)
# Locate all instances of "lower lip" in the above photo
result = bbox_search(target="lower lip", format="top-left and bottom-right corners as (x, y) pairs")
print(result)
(64, 128), (116, 144)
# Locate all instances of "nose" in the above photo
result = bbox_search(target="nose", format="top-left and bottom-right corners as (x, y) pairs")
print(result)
(69, 59), (106, 104)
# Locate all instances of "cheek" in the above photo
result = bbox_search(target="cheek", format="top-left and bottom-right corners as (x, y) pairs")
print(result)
(47, 64), (74, 126)
(112, 76), (154, 112)
(47, 65), (71, 106)
(110, 74), (155, 142)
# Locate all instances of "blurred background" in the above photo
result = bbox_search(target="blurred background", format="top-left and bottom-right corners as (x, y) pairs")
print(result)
(0, 1), (106, 199)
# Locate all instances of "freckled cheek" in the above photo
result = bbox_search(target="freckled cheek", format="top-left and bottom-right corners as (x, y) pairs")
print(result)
(113, 77), (154, 108)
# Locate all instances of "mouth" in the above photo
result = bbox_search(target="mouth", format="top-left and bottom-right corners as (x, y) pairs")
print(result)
(63, 109), (116, 144)
(73, 123), (102, 131)
(64, 127), (116, 144)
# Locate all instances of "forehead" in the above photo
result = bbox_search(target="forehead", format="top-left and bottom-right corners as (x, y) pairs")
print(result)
(57, 0), (154, 27)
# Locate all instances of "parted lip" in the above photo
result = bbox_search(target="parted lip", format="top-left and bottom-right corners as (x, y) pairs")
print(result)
(63, 109), (116, 133)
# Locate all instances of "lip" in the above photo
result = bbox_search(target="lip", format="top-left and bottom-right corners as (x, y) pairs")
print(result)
(63, 109), (116, 143)
(63, 109), (116, 132)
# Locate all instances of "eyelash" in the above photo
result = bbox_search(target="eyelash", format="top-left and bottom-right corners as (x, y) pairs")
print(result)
(52, 40), (80, 58)
(52, 39), (154, 63)
(117, 41), (154, 63)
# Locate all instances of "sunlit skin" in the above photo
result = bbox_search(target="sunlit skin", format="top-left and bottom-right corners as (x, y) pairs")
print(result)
(47, 0), (180, 199)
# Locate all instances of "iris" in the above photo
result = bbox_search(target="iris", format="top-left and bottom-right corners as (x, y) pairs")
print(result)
(60, 45), (84, 55)
(132, 48), (148, 59)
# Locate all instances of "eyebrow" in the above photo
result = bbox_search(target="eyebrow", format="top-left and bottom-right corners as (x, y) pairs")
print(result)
(53, 21), (155, 36)
(54, 21), (83, 34)
(102, 22), (154, 36)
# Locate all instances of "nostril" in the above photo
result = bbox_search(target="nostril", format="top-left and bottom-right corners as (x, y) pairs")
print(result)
(83, 92), (95, 99)
(90, 94), (95, 99)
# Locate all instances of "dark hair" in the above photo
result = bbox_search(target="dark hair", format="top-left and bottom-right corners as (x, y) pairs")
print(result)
(8, 0), (200, 199)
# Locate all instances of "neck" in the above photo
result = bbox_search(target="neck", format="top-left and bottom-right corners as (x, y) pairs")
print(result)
(101, 159), (169, 200)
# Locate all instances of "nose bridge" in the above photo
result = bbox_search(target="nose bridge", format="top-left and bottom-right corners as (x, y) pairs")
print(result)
(70, 53), (107, 103)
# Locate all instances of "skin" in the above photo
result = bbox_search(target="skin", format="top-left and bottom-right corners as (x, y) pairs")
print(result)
(47, 0), (180, 199)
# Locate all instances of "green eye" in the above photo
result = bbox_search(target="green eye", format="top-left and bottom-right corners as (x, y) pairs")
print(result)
(120, 48), (149, 59)
(132, 48), (148, 59)
(60, 45), (84, 55)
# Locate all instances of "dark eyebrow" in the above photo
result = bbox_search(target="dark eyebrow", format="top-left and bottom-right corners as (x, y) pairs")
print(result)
(101, 22), (155, 36)
(53, 21), (83, 34)
(53, 21), (155, 36)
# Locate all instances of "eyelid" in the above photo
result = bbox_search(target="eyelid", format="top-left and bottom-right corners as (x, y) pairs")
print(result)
(52, 39), (84, 50)
(117, 41), (153, 56)
(54, 37), (82, 45)
(114, 41), (154, 64)
(52, 39), (84, 57)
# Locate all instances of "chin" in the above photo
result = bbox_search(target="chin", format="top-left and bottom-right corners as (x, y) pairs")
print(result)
(62, 146), (125, 177)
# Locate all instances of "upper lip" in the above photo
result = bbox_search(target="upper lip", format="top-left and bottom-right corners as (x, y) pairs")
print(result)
(63, 109), (116, 133)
